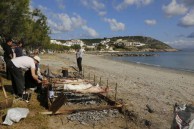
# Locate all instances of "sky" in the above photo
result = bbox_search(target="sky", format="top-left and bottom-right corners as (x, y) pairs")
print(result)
(31, 0), (194, 49)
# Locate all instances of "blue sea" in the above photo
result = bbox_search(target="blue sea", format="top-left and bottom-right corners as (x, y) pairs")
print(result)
(110, 50), (194, 73)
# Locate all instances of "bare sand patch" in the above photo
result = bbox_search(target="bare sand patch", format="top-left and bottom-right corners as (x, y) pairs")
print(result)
(39, 53), (194, 129)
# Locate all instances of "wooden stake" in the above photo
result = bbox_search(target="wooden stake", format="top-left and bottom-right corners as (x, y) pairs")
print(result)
(100, 77), (101, 86)
(115, 83), (118, 101)
(0, 77), (8, 105)
(94, 75), (96, 85)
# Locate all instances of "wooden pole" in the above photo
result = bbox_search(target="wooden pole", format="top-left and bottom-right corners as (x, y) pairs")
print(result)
(115, 83), (118, 101)
(0, 77), (8, 105)
(100, 77), (101, 86)
(106, 79), (109, 97)
(94, 75), (96, 85)
(83, 68), (84, 78)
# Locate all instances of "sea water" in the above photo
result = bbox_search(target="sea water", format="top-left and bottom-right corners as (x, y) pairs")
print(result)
(110, 50), (194, 72)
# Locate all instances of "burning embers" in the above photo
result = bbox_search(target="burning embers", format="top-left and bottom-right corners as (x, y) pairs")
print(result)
(67, 109), (121, 125)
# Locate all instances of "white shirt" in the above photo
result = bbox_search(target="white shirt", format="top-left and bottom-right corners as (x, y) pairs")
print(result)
(11, 56), (36, 70)
(76, 49), (84, 59)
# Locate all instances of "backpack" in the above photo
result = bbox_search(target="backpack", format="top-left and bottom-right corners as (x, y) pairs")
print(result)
(171, 103), (194, 129)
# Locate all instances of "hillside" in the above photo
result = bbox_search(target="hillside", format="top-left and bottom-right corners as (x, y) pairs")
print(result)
(81, 36), (173, 51)
(51, 36), (177, 52)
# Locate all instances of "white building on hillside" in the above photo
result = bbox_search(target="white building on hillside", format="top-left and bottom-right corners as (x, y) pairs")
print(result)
(132, 42), (145, 47)
(50, 40), (63, 45)
(100, 39), (110, 45)
(123, 42), (145, 47)
(63, 40), (85, 47)
(50, 39), (85, 47)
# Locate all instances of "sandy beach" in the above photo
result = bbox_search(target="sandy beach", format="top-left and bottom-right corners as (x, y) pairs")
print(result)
(40, 52), (194, 129)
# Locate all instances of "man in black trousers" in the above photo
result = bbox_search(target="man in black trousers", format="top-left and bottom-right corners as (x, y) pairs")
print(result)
(2, 37), (13, 79)
(7, 56), (42, 101)
(76, 47), (84, 73)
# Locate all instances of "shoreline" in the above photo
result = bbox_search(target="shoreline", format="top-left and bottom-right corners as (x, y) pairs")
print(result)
(40, 53), (194, 129)
(104, 55), (194, 75)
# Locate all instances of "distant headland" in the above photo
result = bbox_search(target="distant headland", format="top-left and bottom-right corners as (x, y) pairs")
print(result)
(54, 36), (178, 52)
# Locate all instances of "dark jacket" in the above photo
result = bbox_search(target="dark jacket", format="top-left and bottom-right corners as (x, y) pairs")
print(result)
(2, 43), (13, 62)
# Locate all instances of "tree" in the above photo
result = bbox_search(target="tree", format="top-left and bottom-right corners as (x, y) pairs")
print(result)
(24, 9), (50, 48)
(71, 44), (81, 50)
(97, 43), (106, 50)
(0, 1), (50, 49)
(0, 0), (30, 38)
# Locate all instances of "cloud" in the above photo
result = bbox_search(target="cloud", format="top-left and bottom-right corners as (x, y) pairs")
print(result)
(98, 11), (107, 16)
(188, 32), (194, 38)
(56, 0), (65, 9)
(81, 0), (106, 16)
(47, 13), (99, 38)
(116, 0), (153, 10)
(82, 26), (99, 37)
(182, 0), (194, 7)
(37, 5), (48, 12)
(162, 0), (188, 17)
(179, 9), (194, 27)
(165, 39), (194, 49)
(48, 13), (86, 33)
(104, 18), (125, 31)
(144, 19), (157, 25)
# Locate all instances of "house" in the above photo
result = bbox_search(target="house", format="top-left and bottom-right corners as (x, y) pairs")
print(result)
(123, 42), (145, 47)
(50, 39), (85, 47)
(50, 40), (63, 45)
(63, 40), (85, 47)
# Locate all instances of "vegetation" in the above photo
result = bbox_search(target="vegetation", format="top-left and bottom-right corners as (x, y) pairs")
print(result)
(0, 0), (50, 49)
(80, 36), (172, 51)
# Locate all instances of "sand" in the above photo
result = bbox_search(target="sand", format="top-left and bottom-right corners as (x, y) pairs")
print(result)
(39, 53), (194, 129)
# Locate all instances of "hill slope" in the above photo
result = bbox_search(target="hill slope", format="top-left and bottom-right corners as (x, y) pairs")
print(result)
(82, 36), (175, 51)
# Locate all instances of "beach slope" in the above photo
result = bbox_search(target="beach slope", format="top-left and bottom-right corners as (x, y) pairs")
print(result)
(40, 53), (194, 129)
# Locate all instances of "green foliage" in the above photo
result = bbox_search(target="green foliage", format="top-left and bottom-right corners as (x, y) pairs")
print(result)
(114, 43), (125, 49)
(45, 44), (70, 51)
(0, 0), (29, 38)
(0, 1), (50, 49)
(95, 43), (104, 50)
(71, 44), (81, 50)
(21, 9), (50, 48)
(80, 36), (172, 50)
(81, 38), (102, 45)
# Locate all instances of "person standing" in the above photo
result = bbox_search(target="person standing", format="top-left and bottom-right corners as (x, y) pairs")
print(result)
(2, 37), (13, 79)
(6, 56), (42, 100)
(76, 47), (84, 73)
(15, 41), (23, 57)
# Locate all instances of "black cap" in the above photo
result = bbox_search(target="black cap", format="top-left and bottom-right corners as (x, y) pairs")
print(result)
(6, 37), (13, 43)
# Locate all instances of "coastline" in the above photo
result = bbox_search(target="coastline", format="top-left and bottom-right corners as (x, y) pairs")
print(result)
(106, 55), (194, 75)
(40, 53), (194, 129)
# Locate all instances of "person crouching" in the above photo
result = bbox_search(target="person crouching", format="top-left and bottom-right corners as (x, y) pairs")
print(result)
(7, 56), (42, 100)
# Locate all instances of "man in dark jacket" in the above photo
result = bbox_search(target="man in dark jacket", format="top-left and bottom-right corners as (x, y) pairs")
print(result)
(15, 41), (23, 57)
(2, 37), (13, 79)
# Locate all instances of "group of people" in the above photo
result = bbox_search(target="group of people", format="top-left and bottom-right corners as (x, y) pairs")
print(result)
(2, 37), (42, 101)
(1, 36), (86, 101)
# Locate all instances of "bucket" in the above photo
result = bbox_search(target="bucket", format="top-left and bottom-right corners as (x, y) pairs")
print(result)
(62, 69), (68, 77)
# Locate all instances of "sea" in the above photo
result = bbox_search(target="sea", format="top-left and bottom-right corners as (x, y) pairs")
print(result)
(110, 49), (194, 73)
